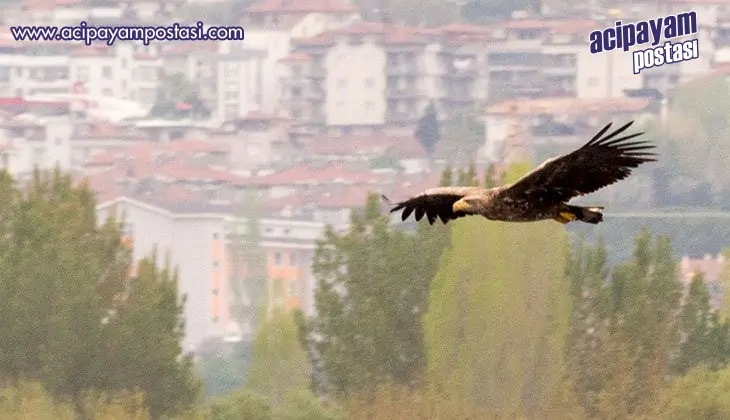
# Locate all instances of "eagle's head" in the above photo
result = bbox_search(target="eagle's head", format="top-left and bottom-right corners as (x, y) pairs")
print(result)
(452, 197), (478, 214)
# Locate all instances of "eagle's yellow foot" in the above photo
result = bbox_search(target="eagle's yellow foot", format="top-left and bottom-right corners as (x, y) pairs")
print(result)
(554, 211), (577, 224)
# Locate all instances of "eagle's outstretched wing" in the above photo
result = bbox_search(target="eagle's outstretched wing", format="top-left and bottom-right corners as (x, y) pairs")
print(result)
(501, 121), (656, 203)
(385, 186), (485, 225)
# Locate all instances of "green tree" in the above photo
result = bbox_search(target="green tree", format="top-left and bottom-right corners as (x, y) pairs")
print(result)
(414, 102), (440, 159)
(672, 275), (730, 375)
(565, 232), (683, 418)
(437, 109), (485, 166)
(424, 161), (571, 417)
(149, 72), (210, 119)
(277, 390), (345, 420)
(483, 163), (496, 188)
(718, 249), (730, 321)
(655, 365), (730, 419)
(245, 308), (311, 407)
(197, 342), (253, 398)
(563, 237), (610, 415)
(229, 193), (268, 335)
(0, 169), (200, 418)
(456, 163), (478, 186)
(439, 165), (453, 187)
(93, 254), (202, 418)
(0, 381), (150, 420)
(304, 193), (442, 396)
(208, 389), (273, 420)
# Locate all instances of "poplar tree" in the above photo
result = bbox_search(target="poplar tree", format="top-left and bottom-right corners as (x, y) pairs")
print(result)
(423, 160), (571, 416)
(565, 232), (683, 418)
(245, 308), (311, 407)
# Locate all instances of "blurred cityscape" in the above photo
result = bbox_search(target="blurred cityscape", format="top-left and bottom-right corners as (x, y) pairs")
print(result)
(0, 0), (728, 363)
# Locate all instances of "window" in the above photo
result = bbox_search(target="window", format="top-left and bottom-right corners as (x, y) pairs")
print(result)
(337, 78), (347, 88)
(213, 233), (219, 239)
(225, 90), (237, 100)
(213, 261), (219, 267)
(102, 88), (112, 96)
(289, 253), (297, 266)
(225, 63), (238, 78)
(365, 78), (375, 88)
(365, 100), (374, 110)
(76, 66), (89, 82)
(212, 288), (219, 295)
(224, 104), (238, 120)
(102, 66), (112, 78)
(274, 252), (282, 265)
(588, 77), (599, 86)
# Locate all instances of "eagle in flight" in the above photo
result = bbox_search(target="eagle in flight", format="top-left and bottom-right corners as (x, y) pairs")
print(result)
(385, 121), (656, 225)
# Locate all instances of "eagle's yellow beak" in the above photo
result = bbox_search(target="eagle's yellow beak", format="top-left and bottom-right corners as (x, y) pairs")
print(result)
(453, 199), (470, 213)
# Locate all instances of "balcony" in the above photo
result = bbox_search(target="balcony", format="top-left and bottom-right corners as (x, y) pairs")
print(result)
(387, 63), (418, 76)
(387, 85), (420, 99)
(487, 52), (542, 70)
(386, 111), (413, 123)
(308, 65), (326, 79)
(443, 67), (477, 79)
(309, 111), (325, 124)
(306, 87), (325, 101)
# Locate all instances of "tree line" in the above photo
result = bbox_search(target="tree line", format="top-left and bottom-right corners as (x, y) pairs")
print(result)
(7, 161), (730, 419)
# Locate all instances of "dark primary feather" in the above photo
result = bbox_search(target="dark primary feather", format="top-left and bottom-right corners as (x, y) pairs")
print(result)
(502, 121), (656, 203)
(387, 187), (483, 225)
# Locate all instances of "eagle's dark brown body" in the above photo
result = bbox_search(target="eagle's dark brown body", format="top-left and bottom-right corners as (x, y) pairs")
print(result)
(386, 121), (656, 225)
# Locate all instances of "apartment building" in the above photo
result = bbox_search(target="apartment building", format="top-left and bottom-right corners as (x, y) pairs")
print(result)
(0, 112), (74, 176)
(215, 42), (267, 122)
(0, 40), (71, 97)
(96, 194), (325, 351)
(241, 0), (362, 115)
(285, 22), (452, 136)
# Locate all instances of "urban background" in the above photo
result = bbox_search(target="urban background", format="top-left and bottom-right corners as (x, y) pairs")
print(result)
(0, 0), (729, 418)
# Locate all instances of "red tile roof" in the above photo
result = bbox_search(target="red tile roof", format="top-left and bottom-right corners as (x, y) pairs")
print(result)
(294, 22), (435, 46)
(70, 45), (114, 57)
(304, 135), (425, 158)
(487, 97), (652, 115)
(253, 162), (380, 186)
(279, 53), (312, 62)
(550, 20), (599, 35)
(162, 42), (219, 56)
(154, 159), (241, 183)
(167, 139), (230, 154)
(499, 19), (552, 30)
(316, 185), (374, 209)
(246, 0), (359, 13)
